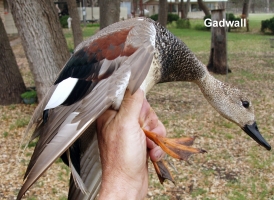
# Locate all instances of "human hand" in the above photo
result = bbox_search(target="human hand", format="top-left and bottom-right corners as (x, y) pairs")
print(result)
(96, 89), (166, 199)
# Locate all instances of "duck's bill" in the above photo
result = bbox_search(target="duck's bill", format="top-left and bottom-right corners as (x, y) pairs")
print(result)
(242, 122), (271, 150)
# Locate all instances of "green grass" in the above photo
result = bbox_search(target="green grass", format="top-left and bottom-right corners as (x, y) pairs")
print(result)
(167, 14), (274, 54)
(191, 188), (207, 197)
(9, 118), (29, 130)
(82, 26), (99, 38)
(59, 196), (68, 200)
(26, 197), (37, 200)
(63, 26), (99, 50)
(249, 13), (274, 31)
(169, 28), (211, 53)
(3, 131), (8, 137)
(171, 25), (269, 54)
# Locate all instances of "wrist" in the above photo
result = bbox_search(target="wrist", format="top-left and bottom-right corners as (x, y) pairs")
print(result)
(98, 169), (147, 200)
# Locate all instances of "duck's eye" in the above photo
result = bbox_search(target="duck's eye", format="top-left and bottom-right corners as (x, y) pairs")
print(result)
(242, 101), (249, 108)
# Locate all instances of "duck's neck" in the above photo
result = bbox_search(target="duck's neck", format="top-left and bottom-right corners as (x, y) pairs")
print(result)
(194, 72), (229, 120)
(154, 24), (207, 83)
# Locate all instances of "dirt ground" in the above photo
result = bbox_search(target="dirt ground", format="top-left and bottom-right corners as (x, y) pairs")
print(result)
(1, 37), (274, 200)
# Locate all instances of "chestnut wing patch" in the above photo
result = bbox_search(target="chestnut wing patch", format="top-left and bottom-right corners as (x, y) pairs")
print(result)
(53, 27), (135, 106)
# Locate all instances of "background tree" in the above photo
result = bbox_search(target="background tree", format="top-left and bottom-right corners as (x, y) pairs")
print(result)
(67, 0), (83, 48)
(242, 0), (251, 16)
(229, 0), (274, 13)
(266, 0), (269, 12)
(197, 0), (210, 16)
(139, 0), (144, 16)
(99, 0), (120, 29)
(7, 0), (70, 100)
(158, 0), (168, 27)
(207, 9), (229, 75)
(132, 0), (138, 17)
(0, 17), (26, 105)
(181, 0), (190, 19)
(242, 0), (251, 31)
(250, 0), (255, 13)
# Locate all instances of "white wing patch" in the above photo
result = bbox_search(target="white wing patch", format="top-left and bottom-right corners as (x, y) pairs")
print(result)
(45, 77), (78, 110)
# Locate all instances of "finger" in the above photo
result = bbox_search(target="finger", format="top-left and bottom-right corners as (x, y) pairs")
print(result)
(146, 138), (156, 149)
(140, 103), (158, 131)
(139, 98), (151, 126)
(146, 120), (167, 149)
(151, 120), (166, 137)
(149, 146), (166, 162)
(117, 89), (144, 123)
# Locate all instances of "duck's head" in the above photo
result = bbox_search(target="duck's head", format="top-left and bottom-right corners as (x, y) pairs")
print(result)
(196, 74), (271, 151)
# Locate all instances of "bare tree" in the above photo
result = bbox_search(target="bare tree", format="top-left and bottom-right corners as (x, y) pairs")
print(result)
(158, 0), (168, 27)
(139, 0), (144, 16)
(266, 0), (269, 12)
(67, 0), (83, 48)
(242, 0), (251, 31)
(181, 0), (190, 19)
(7, 0), (70, 100)
(250, 0), (255, 13)
(242, 0), (250, 16)
(197, 0), (210, 16)
(207, 9), (229, 75)
(132, 0), (138, 17)
(99, 0), (120, 29)
(0, 17), (26, 105)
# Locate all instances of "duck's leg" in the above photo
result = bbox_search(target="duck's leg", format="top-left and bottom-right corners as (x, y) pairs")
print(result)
(144, 129), (206, 183)
(143, 129), (206, 160)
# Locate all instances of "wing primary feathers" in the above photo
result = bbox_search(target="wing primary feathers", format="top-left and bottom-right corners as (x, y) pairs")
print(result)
(67, 150), (90, 195)
(43, 110), (49, 124)
(68, 127), (102, 200)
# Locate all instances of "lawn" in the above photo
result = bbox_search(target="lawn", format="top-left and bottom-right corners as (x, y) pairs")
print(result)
(1, 14), (274, 199)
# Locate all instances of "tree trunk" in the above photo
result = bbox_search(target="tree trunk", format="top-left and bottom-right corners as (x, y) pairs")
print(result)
(266, 0), (269, 13)
(250, 2), (255, 13)
(67, 0), (83, 48)
(158, 0), (168, 27)
(99, 0), (120, 29)
(132, 0), (138, 17)
(207, 9), (229, 75)
(181, 0), (190, 19)
(242, 0), (250, 32)
(139, 0), (144, 16)
(7, 0), (70, 101)
(185, 0), (190, 18)
(0, 17), (26, 105)
(242, 0), (250, 17)
(197, 0), (210, 16)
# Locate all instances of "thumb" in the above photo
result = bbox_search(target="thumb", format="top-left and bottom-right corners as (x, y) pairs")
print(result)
(117, 89), (144, 122)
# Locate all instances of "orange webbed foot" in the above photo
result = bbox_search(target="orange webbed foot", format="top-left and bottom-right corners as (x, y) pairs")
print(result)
(143, 129), (206, 161)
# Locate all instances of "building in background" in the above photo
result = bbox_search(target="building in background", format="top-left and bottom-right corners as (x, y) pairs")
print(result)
(143, 0), (228, 18)
(0, 0), (17, 34)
